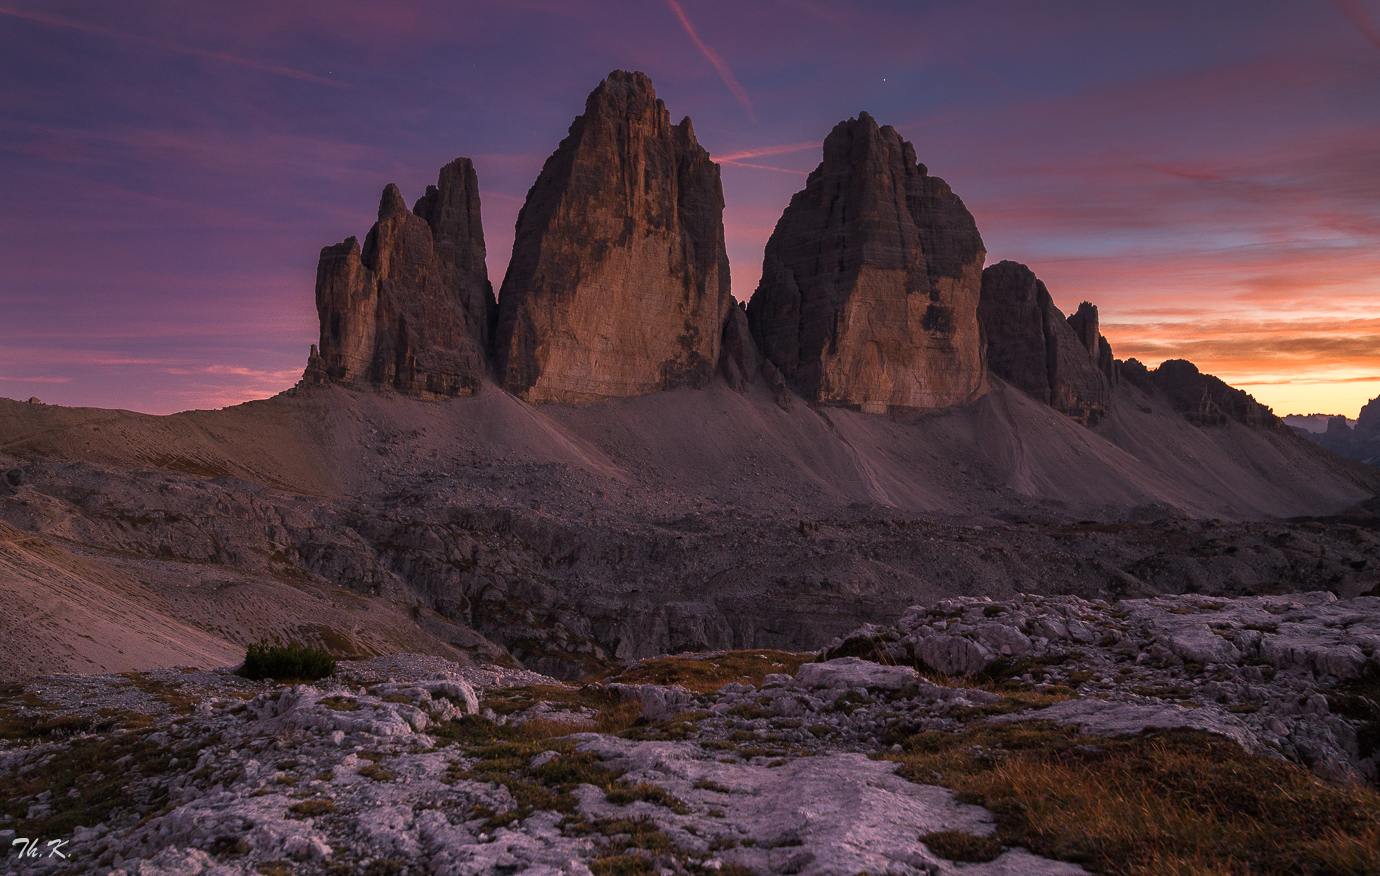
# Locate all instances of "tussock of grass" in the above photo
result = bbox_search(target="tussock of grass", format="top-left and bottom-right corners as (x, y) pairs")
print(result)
(605, 781), (689, 813)
(589, 853), (656, 876)
(357, 762), (396, 782)
(920, 830), (1003, 862)
(608, 649), (813, 693)
(287, 798), (335, 818)
(888, 723), (1380, 876)
(240, 640), (335, 682)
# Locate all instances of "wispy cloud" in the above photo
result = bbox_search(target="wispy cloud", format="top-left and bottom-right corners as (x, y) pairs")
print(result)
(663, 0), (756, 122)
(1334, 0), (1380, 51)
(0, 375), (70, 383)
(0, 6), (350, 88)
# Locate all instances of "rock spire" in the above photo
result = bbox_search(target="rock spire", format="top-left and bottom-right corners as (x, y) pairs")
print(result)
(305, 158), (495, 398)
(493, 70), (733, 403)
(977, 260), (1114, 425)
(746, 113), (988, 413)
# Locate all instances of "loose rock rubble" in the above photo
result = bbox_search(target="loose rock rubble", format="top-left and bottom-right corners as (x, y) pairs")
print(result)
(1, 590), (1377, 875)
(826, 590), (1380, 782)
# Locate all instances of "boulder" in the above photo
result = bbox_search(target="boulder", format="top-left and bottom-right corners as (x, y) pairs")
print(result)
(493, 70), (733, 403)
(918, 635), (994, 677)
(307, 159), (495, 398)
(996, 698), (1260, 753)
(977, 261), (1112, 425)
(746, 112), (987, 412)
(794, 657), (919, 690)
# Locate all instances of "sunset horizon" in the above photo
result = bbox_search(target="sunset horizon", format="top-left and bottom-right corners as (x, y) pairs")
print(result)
(2, 1), (1377, 417)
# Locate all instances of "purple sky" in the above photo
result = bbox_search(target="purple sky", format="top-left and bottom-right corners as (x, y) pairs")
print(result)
(1, 1), (1378, 416)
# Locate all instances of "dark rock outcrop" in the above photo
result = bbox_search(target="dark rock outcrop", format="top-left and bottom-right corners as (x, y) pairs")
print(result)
(1147, 359), (1278, 428)
(493, 71), (733, 403)
(1304, 394), (1380, 467)
(306, 159), (495, 398)
(746, 113), (988, 413)
(1120, 357), (1277, 429)
(978, 261), (1112, 425)
(1067, 301), (1118, 386)
(719, 302), (760, 393)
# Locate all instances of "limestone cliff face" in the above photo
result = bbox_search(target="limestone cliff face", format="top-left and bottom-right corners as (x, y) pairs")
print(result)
(493, 70), (733, 403)
(308, 159), (495, 398)
(978, 261), (1113, 425)
(746, 113), (987, 413)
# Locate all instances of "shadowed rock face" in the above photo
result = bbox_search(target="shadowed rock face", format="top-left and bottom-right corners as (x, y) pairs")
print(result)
(746, 113), (988, 413)
(493, 70), (733, 403)
(978, 261), (1112, 425)
(1147, 359), (1278, 429)
(307, 159), (495, 398)
(1066, 301), (1118, 387)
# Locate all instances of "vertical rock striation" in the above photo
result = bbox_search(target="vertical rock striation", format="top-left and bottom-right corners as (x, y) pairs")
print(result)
(746, 113), (988, 413)
(307, 159), (495, 398)
(978, 260), (1113, 425)
(493, 70), (733, 403)
(1066, 301), (1118, 387)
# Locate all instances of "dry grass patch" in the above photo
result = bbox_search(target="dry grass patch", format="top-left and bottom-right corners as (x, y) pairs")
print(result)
(605, 781), (688, 813)
(287, 798), (335, 819)
(479, 684), (640, 736)
(118, 671), (200, 713)
(608, 650), (813, 693)
(888, 722), (1380, 876)
(920, 830), (1003, 863)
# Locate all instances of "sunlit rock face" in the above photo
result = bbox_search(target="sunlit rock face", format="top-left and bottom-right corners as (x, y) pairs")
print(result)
(746, 112), (988, 413)
(978, 260), (1113, 426)
(493, 70), (733, 403)
(306, 159), (496, 398)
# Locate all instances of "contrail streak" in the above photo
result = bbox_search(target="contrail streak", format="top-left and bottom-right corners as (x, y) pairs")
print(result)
(1334, 0), (1380, 51)
(663, 0), (756, 122)
(717, 141), (817, 161)
(719, 159), (808, 174)
(0, 6), (350, 87)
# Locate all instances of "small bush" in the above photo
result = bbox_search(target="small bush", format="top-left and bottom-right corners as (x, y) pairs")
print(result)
(240, 640), (335, 682)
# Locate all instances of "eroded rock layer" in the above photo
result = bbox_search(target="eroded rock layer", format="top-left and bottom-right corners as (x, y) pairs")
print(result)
(307, 158), (495, 398)
(746, 113), (988, 412)
(493, 70), (732, 403)
(978, 260), (1113, 425)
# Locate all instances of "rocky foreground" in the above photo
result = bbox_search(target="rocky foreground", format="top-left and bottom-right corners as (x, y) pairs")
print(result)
(2, 593), (1378, 876)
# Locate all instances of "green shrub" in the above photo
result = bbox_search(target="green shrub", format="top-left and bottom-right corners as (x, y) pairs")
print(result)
(240, 640), (335, 682)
